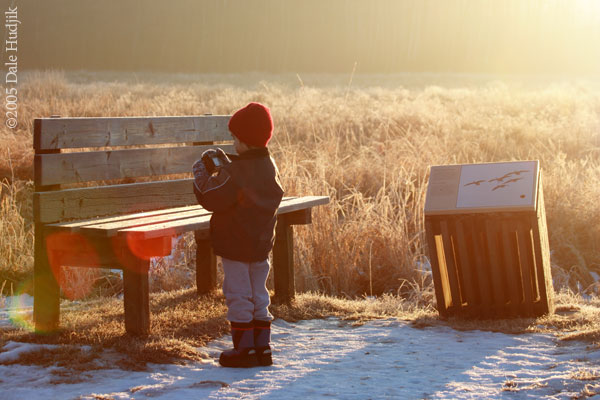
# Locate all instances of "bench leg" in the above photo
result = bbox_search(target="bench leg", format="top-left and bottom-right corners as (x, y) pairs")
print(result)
(273, 221), (295, 303)
(33, 227), (60, 333)
(195, 233), (217, 294)
(123, 260), (150, 336)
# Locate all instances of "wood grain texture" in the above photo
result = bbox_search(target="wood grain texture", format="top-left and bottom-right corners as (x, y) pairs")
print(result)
(35, 179), (198, 223)
(44, 196), (330, 241)
(532, 174), (554, 315)
(282, 208), (312, 225)
(501, 219), (522, 315)
(425, 218), (450, 316)
(33, 224), (60, 333)
(123, 261), (150, 336)
(485, 219), (507, 315)
(120, 214), (212, 239)
(273, 221), (295, 303)
(439, 220), (462, 310)
(37, 180), (329, 226)
(516, 220), (535, 315)
(34, 115), (231, 150)
(36, 144), (234, 186)
(426, 209), (552, 319)
(78, 208), (212, 237)
(118, 196), (330, 239)
(195, 236), (217, 294)
(47, 205), (204, 231)
(468, 217), (492, 312)
(453, 218), (477, 313)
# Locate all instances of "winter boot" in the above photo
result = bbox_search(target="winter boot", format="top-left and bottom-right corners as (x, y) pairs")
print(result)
(253, 319), (272, 366)
(219, 322), (258, 368)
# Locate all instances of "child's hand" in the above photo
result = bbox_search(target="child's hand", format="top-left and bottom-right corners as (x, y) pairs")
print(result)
(202, 148), (231, 175)
(192, 158), (210, 190)
(201, 149), (220, 174)
(202, 149), (218, 158)
(215, 148), (231, 165)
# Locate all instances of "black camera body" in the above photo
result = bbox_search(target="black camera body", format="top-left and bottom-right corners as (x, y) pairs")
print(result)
(202, 150), (230, 174)
(202, 153), (222, 172)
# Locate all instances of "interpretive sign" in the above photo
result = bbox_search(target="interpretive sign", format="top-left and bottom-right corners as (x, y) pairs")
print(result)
(425, 160), (539, 215)
(423, 160), (553, 319)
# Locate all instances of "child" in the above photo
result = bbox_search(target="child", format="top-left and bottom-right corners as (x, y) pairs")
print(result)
(192, 102), (284, 368)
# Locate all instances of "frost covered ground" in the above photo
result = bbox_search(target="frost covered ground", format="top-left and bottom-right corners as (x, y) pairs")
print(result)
(2, 296), (600, 399)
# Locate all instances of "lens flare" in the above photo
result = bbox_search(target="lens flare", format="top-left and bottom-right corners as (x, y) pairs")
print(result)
(124, 231), (175, 261)
(45, 231), (100, 300)
(59, 266), (100, 301)
(8, 278), (35, 332)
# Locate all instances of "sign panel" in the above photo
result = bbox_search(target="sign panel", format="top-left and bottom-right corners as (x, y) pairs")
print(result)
(425, 160), (539, 215)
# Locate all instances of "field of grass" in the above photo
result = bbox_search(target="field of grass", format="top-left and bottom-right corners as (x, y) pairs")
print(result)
(1, 70), (599, 302)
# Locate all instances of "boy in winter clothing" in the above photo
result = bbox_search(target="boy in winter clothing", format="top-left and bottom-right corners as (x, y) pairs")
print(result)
(192, 102), (284, 368)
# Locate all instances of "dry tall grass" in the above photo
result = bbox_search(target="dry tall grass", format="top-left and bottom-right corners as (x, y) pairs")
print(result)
(1, 70), (599, 299)
(0, 178), (33, 287)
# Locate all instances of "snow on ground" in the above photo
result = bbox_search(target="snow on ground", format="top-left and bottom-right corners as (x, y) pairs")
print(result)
(2, 298), (600, 399)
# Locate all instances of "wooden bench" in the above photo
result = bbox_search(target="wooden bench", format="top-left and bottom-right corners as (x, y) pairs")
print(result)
(33, 115), (329, 335)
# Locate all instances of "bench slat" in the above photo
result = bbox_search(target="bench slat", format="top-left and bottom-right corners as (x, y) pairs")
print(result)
(34, 115), (231, 150)
(274, 195), (330, 214)
(82, 208), (213, 237)
(47, 197), (304, 236)
(35, 179), (198, 224)
(122, 214), (213, 239)
(119, 196), (330, 239)
(35, 144), (234, 186)
(48, 204), (205, 230)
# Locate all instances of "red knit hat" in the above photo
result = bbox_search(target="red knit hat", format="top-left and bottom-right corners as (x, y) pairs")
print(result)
(228, 102), (273, 148)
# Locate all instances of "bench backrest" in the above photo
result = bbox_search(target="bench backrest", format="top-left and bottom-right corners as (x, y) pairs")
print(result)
(34, 115), (233, 224)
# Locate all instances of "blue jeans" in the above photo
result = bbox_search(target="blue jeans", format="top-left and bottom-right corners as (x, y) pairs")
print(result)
(221, 257), (273, 323)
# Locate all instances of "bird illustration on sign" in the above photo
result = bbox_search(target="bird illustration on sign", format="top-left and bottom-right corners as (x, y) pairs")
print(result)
(464, 179), (486, 186)
(509, 170), (528, 175)
(464, 169), (530, 192)
(456, 162), (536, 210)
(504, 177), (523, 184)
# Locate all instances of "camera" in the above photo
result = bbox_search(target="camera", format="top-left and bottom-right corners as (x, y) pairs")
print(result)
(202, 149), (230, 174)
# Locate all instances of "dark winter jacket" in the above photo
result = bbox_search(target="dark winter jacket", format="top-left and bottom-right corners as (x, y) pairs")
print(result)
(193, 148), (284, 262)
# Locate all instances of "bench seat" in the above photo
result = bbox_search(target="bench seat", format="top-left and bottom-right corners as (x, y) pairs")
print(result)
(48, 196), (328, 239)
(40, 196), (329, 335)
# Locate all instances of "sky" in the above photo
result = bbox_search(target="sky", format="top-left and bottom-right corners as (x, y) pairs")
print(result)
(5, 0), (600, 75)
